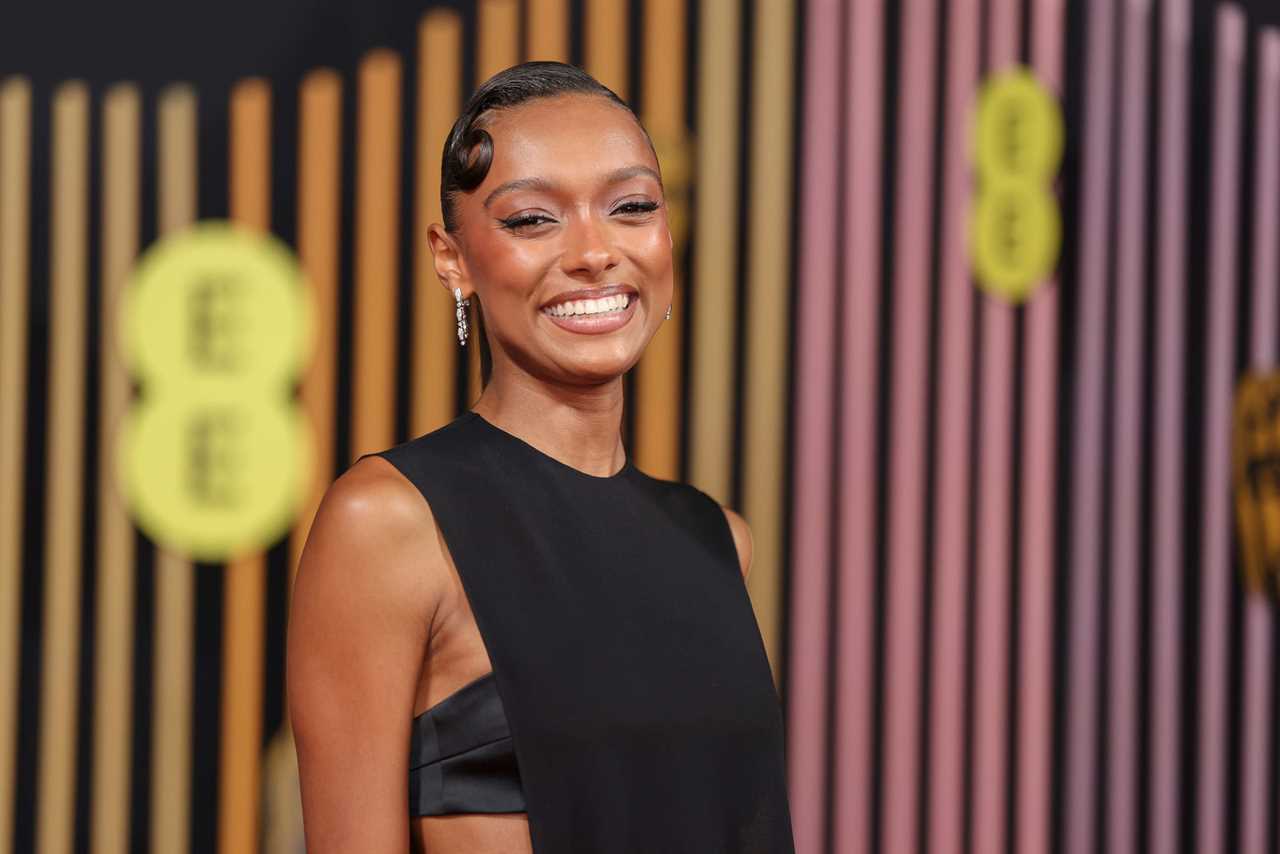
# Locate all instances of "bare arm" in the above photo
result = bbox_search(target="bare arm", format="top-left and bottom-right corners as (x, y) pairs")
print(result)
(720, 505), (754, 583)
(287, 457), (445, 854)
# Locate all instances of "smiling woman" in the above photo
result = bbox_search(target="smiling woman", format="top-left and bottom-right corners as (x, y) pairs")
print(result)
(286, 61), (795, 854)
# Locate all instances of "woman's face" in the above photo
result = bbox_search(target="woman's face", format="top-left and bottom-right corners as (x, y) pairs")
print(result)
(431, 93), (674, 387)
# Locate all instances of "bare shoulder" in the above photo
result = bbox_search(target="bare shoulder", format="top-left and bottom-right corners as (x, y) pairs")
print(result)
(286, 454), (448, 852)
(719, 505), (754, 583)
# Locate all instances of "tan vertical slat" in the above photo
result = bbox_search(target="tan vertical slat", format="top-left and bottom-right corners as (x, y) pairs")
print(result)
(0, 77), (32, 854)
(352, 51), (402, 457)
(469, 0), (521, 404)
(527, 0), (570, 61)
(634, 0), (686, 480)
(740, 0), (795, 681)
(586, 0), (629, 97)
(478, 0), (521, 80)
(414, 11), (463, 432)
(219, 77), (271, 854)
(688, 0), (740, 503)
(150, 85), (197, 854)
(289, 69), (342, 595)
(36, 80), (90, 854)
(91, 84), (139, 854)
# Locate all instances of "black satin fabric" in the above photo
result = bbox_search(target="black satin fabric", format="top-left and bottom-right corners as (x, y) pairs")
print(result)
(368, 410), (795, 853)
(408, 670), (525, 816)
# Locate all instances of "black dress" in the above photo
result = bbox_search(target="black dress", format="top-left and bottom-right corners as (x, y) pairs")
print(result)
(366, 409), (795, 853)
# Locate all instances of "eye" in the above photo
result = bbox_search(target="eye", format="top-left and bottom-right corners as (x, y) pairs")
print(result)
(613, 200), (659, 216)
(499, 213), (555, 232)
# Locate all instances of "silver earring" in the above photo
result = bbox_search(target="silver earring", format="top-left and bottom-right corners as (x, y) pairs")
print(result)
(455, 287), (471, 346)
(665, 303), (672, 320)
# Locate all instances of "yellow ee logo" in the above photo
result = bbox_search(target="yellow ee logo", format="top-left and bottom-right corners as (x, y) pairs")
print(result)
(971, 69), (1064, 302)
(117, 222), (314, 561)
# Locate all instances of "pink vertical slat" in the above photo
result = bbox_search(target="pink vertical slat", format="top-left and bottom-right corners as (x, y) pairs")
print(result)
(970, 0), (1019, 851)
(788, 1), (843, 851)
(1106, 2), (1153, 851)
(880, 0), (938, 849)
(832, 0), (885, 851)
(1016, 1), (1064, 851)
(925, 0), (981, 850)
(1148, 1), (1191, 850)
(1240, 28), (1280, 854)
(1195, 7), (1246, 853)
(1063, 0), (1117, 848)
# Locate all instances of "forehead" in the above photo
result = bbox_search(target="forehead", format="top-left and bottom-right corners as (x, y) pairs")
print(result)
(477, 95), (658, 188)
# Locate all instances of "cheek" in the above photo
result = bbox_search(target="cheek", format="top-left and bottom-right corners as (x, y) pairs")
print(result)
(625, 225), (674, 273)
(471, 235), (552, 290)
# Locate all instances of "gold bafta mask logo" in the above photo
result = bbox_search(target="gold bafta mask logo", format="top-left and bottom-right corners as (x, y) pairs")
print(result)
(1233, 373), (1280, 597)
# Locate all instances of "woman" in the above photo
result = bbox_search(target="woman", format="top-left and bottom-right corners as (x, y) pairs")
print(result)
(287, 61), (795, 854)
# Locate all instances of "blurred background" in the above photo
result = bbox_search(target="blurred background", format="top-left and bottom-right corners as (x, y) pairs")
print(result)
(4, 0), (1280, 852)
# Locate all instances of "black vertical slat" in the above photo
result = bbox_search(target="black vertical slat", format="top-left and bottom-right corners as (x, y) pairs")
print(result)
(1049, 0), (1089, 850)
(870, 1), (903, 851)
(128, 85), (159, 854)
(1179, 0), (1221, 850)
(72, 81), (104, 854)
(14, 78), (53, 854)
(188, 80), (229, 854)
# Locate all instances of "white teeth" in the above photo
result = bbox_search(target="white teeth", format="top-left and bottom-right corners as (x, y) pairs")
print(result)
(546, 293), (632, 317)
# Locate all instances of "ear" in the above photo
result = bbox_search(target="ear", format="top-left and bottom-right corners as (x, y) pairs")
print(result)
(427, 223), (471, 298)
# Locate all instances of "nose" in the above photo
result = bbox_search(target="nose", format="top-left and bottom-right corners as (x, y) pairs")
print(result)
(560, 209), (619, 280)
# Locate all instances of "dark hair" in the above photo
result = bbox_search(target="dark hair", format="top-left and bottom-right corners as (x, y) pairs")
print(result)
(440, 61), (656, 388)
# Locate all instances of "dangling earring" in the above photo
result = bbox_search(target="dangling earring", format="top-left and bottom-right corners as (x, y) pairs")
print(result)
(665, 303), (672, 320)
(455, 287), (471, 346)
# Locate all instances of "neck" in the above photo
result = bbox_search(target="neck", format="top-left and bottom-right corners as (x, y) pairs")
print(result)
(470, 372), (628, 478)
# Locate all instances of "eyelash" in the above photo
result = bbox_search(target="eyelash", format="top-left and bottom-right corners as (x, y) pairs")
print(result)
(500, 200), (660, 231)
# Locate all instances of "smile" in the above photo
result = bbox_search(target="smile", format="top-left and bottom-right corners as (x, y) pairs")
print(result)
(540, 292), (638, 334)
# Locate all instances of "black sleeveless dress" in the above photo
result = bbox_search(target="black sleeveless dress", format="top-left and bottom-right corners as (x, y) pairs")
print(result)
(368, 409), (795, 853)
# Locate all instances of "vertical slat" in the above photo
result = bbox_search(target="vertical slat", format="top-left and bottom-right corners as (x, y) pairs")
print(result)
(1148, 2), (1191, 850)
(219, 77), (271, 854)
(526, 0), (569, 61)
(477, 0), (520, 80)
(688, 0), (739, 505)
(1016, 1), (1064, 851)
(91, 83), (140, 854)
(0, 77), (31, 854)
(1063, 0), (1117, 847)
(413, 11), (463, 434)
(788, 0), (841, 850)
(880, 0), (939, 848)
(36, 80), (90, 854)
(740, 0), (796, 681)
(1194, 8), (1245, 852)
(970, 1), (1019, 851)
(585, 0), (629, 97)
(1104, 2), (1153, 851)
(1238, 28), (1280, 854)
(634, 0), (686, 480)
(150, 84), (197, 854)
(926, 0), (980, 849)
(352, 51), (401, 458)
(290, 69), (342, 590)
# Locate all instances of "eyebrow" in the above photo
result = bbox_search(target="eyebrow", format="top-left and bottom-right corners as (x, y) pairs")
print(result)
(481, 164), (663, 209)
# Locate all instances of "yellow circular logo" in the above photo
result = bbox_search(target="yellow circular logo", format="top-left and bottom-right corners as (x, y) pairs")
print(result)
(971, 68), (1064, 303)
(117, 222), (314, 561)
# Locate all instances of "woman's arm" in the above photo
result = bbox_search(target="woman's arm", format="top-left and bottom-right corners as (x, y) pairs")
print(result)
(287, 456), (445, 854)
(720, 506), (754, 582)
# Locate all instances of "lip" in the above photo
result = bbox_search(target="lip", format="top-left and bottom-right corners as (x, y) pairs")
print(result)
(539, 283), (638, 310)
(539, 288), (639, 335)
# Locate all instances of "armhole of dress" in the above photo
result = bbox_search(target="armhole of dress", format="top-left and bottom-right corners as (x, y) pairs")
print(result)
(687, 485), (744, 580)
(359, 448), (534, 820)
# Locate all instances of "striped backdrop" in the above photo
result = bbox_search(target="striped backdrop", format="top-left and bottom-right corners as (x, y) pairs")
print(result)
(1, 1), (1280, 853)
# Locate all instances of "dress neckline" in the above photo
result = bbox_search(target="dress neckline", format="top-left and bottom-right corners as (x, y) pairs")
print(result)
(467, 409), (634, 482)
